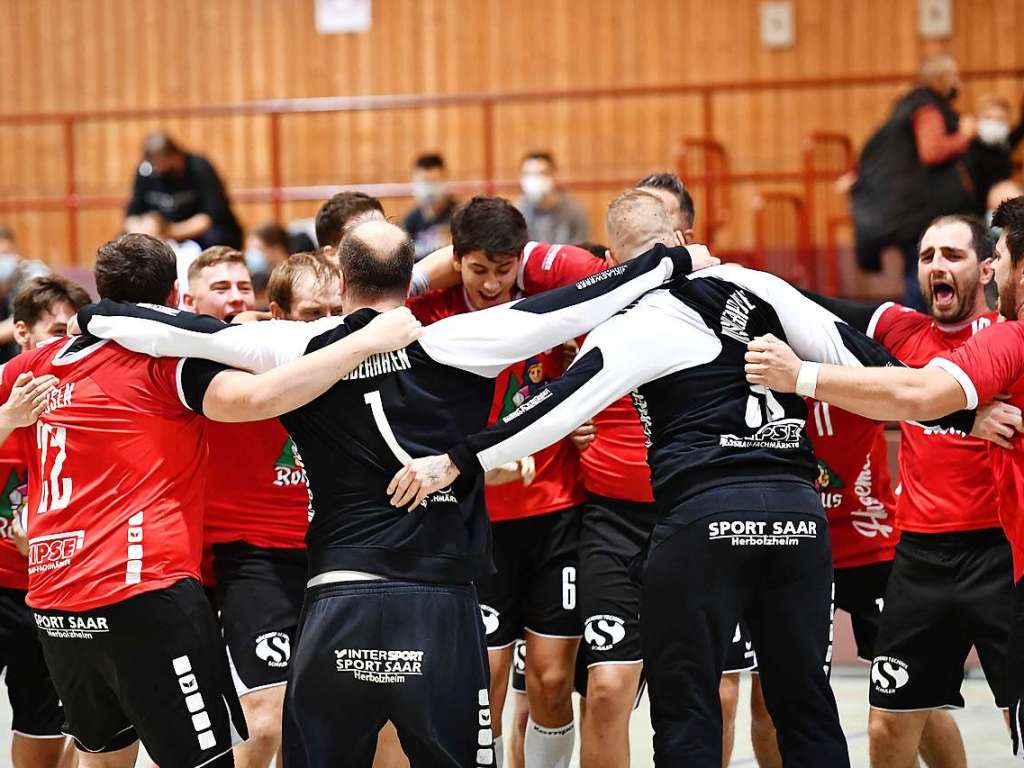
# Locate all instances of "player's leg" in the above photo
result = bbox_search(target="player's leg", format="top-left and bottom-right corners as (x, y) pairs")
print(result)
(506, 641), (529, 768)
(577, 496), (654, 768)
(719, 673), (740, 767)
(521, 507), (582, 768)
(283, 583), (390, 768)
(1, 587), (68, 768)
(640, 514), (749, 767)
(371, 722), (409, 768)
(748, 674), (781, 768)
(917, 712), (966, 768)
(580, 663), (642, 768)
(488, 645), (515, 766)
(386, 583), (493, 768)
(744, 514), (848, 767)
(1007, 576), (1024, 758)
(868, 535), (971, 768)
(115, 580), (248, 768)
(214, 544), (306, 768)
(74, 744), (138, 768)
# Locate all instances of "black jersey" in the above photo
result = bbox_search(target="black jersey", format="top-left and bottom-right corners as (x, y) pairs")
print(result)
(78, 245), (692, 584)
(447, 264), (968, 526)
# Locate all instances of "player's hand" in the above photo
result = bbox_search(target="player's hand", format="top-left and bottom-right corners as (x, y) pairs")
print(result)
(571, 420), (597, 451)
(517, 455), (536, 486)
(10, 501), (27, 557)
(67, 315), (81, 336)
(484, 456), (536, 487)
(972, 399), (1023, 449)
(0, 372), (59, 430)
(231, 311), (272, 324)
(744, 334), (801, 393)
(686, 244), (720, 272)
(561, 340), (579, 367)
(959, 114), (977, 140)
(388, 454), (461, 511)
(363, 307), (423, 354)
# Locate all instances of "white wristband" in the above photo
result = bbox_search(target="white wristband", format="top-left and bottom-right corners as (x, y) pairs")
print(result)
(795, 362), (820, 399)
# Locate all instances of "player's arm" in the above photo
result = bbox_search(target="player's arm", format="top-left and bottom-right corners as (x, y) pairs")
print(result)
(420, 243), (693, 378)
(388, 308), (709, 509)
(79, 301), (346, 373)
(410, 245), (460, 295)
(192, 308), (422, 422)
(797, 288), (889, 335)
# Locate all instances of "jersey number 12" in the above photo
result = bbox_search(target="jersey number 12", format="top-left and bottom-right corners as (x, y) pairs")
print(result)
(36, 423), (72, 514)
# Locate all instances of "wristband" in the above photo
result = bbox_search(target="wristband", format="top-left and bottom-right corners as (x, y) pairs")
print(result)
(795, 362), (820, 398)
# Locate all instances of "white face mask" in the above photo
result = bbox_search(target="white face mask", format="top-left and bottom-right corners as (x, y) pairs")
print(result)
(244, 247), (269, 275)
(977, 118), (1010, 146)
(520, 174), (554, 203)
(0, 254), (19, 282)
(412, 180), (445, 207)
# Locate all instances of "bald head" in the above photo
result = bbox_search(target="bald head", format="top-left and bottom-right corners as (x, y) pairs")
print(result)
(339, 219), (415, 303)
(920, 54), (959, 98)
(606, 190), (677, 263)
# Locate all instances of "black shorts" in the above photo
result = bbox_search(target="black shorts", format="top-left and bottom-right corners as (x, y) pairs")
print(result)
(0, 588), (63, 738)
(579, 495), (658, 665)
(724, 621), (757, 674)
(35, 578), (247, 766)
(213, 542), (307, 696)
(477, 506), (581, 649)
(870, 529), (1013, 711)
(283, 579), (492, 768)
(835, 559), (892, 662)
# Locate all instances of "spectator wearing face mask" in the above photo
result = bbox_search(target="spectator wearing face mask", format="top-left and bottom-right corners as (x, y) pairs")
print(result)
(967, 95), (1024, 213)
(517, 150), (589, 245)
(402, 153), (457, 260)
(851, 54), (977, 309)
(124, 131), (243, 250)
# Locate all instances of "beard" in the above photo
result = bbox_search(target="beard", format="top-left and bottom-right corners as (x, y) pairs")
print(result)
(999, 279), (1019, 321)
(921, 273), (978, 323)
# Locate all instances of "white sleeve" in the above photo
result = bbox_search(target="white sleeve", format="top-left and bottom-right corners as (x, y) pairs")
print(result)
(420, 244), (686, 378)
(83, 303), (346, 373)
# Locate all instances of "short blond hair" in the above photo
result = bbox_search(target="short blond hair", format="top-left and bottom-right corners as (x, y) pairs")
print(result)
(267, 252), (340, 312)
(187, 246), (246, 282)
(606, 189), (674, 259)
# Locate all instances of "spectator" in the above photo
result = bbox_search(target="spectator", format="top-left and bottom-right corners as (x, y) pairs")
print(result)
(403, 153), (457, 260)
(967, 95), (1024, 213)
(0, 228), (50, 363)
(851, 54), (977, 309)
(314, 191), (385, 264)
(124, 131), (243, 250)
(123, 210), (202, 310)
(245, 222), (295, 299)
(517, 151), (589, 244)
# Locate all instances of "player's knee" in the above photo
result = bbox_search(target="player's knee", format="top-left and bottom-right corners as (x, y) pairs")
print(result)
(868, 709), (908, 749)
(240, 691), (284, 758)
(526, 664), (573, 709)
(583, 671), (633, 720)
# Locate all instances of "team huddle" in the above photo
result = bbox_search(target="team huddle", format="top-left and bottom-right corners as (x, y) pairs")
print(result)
(1, 175), (1024, 768)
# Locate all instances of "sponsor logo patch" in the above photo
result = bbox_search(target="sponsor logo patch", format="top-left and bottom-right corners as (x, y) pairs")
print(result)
(28, 530), (85, 575)
(479, 605), (500, 636)
(584, 615), (627, 651)
(255, 632), (291, 668)
(871, 656), (910, 693)
(34, 613), (109, 639)
(334, 648), (424, 684)
(707, 519), (817, 547)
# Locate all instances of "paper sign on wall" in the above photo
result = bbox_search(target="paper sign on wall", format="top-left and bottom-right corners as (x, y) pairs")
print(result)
(919, 0), (952, 39)
(315, 0), (372, 35)
(760, 1), (795, 49)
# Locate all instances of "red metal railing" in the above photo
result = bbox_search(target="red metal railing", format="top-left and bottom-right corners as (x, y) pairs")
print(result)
(0, 67), (1021, 263)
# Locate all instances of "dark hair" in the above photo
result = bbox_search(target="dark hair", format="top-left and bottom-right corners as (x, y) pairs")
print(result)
(315, 192), (385, 250)
(252, 222), (290, 251)
(0, 226), (14, 243)
(923, 213), (995, 262)
(523, 151), (556, 170)
(187, 245), (247, 282)
(13, 276), (91, 326)
(268, 252), (340, 312)
(575, 242), (609, 260)
(636, 172), (696, 230)
(143, 131), (183, 160)
(993, 197), (1024, 267)
(415, 153), (445, 171)
(95, 233), (177, 303)
(451, 196), (528, 262)
(339, 228), (415, 301)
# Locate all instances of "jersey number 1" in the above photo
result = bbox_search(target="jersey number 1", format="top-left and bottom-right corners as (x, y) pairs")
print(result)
(36, 423), (72, 514)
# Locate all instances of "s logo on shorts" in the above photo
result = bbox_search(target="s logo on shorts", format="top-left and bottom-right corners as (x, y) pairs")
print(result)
(479, 605), (500, 636)
(871, 656), (909, 693)
(584, 615), (627, 651)
(255, 632), (291, 668)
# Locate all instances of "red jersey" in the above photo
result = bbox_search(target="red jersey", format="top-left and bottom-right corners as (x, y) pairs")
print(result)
(204, 419), (309, 550)
(806, 401), (897, 569)
(0, 338), (214, 611)
(519, 242), (654, 502)
(408, 279), (586, 521)
(937, 320), (1024, 579)
(869, 303), (999, 533)
(0, 435), (28, 590)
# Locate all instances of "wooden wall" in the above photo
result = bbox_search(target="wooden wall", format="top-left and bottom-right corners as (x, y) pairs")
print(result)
(0, 0), (1022, 265)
